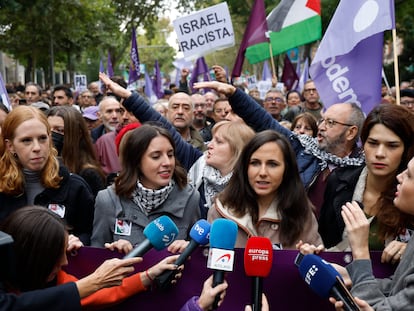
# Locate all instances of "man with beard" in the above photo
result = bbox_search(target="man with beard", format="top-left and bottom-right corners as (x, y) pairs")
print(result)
(91, 96), (121, 143)
(193, 77), (365, 218)
(166, 92), (206, 152)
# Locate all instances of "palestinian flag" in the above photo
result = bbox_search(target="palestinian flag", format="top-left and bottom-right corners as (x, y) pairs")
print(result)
(245, 0), (321, 64)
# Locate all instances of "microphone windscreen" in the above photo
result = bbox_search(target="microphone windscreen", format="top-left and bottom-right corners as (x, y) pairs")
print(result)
(209, 219), (238, 250)
(244, 237), (273, 277)
(189, 219), (211, 245)
(143, 215), (179, 250)
(298, 254), (341, 298)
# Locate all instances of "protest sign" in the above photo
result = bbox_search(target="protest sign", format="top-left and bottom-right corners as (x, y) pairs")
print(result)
(173, 2), (235, 60)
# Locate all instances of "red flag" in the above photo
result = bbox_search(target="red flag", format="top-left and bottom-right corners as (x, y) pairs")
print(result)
(281, 54), (299, 91)
(231, 0), (268, 78)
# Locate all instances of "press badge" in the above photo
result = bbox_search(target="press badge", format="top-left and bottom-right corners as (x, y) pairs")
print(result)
(115, 219), (132, 236)
(48, 204), (66, 218)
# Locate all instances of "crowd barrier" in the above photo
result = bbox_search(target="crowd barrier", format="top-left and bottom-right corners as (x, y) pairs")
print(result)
(66, 247), (395, 310)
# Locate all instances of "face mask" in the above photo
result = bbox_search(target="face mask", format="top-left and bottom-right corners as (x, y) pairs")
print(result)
(51, 131), (64, 155)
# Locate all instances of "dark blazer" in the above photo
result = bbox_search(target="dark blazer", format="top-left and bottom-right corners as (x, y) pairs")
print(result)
(0, 282), (80, 311)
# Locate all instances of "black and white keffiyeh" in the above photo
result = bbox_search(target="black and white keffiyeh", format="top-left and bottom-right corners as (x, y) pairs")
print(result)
(131, 180), (174, 214)
(296, 134), (365, 170)
(202, 164), (232, 209)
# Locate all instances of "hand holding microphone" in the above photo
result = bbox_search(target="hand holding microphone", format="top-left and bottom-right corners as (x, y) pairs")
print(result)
(155, 219), (211, 289)
(207, 218), (238, 309)
(123, 215), (179, 259)
(244, 237), (273, 311)
(296, 253), (360, 311)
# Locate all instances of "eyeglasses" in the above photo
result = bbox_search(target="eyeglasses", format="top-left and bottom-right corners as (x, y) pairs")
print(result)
(317, 118), (353, 128)
(265, 97), (283, 103)
(401, 100), (414, 107)
(304, 88), (317, 93)
(194, 103), (206, 109)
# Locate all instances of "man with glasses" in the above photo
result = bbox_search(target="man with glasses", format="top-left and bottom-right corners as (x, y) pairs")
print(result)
(191, 93), (212, 142)
(263, 89), (286, 121)
(400, 89), (414, 113)
(285, 80), (324, 122)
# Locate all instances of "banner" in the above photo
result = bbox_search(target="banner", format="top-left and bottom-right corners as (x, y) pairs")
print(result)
(66, 247), (395, 311)
(173, 2), (235, 60)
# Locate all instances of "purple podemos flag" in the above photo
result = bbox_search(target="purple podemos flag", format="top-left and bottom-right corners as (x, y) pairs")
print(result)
(309, 0), (395, 114)
(128, 27), (141, 85)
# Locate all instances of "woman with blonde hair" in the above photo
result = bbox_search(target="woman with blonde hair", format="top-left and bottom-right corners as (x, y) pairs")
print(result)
(0, 105), (94, 245)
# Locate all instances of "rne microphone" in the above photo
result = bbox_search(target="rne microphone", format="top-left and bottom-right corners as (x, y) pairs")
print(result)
(123, 215), (178, 259)
(207, 218), (238, 309)
(297, 253), (360, 311)
(244, 237), (273, 311)
(155, 219), (211, 289)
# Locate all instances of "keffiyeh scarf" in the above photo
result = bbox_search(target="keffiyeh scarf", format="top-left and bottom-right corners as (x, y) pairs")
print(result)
(203, 165), (232, 209)
(131, 180), (174, 214)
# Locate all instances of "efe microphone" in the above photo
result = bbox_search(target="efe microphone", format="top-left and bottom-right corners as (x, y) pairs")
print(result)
(155, 219), (211, 289)
(123, 215), (178, 259)
(297, 253), (360, 311)
(244, 237), (273, 311)
(207, 218), (238, 309)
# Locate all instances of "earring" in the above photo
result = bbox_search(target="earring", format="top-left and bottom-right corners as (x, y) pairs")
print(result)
(13, 153), (17, 158)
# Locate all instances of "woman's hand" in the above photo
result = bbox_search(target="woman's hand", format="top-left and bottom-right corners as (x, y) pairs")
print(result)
(167, 239), (190, 254)
(197, 275), (228, 311)
(329, 296), (373, 311)
(382, 240), (407, 264)
(105, 239), (133, 254)
(76, 257), (142, 298)
(193, 81), (236, 98)
(67, 234), (83, 254)
(99, 72), (132, 99)
(341, 201), (370, 260)
(296, 240), (324, 255)
(142, 255), (182, 287)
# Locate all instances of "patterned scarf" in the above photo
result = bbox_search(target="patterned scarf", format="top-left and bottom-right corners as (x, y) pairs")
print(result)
(131, 180), (174, 214)
(203, 165), (232, 209)
(296, 134), (365, 170)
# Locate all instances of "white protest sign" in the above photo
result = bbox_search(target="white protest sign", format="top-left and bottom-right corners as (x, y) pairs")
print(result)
(173, 2), (234, 60)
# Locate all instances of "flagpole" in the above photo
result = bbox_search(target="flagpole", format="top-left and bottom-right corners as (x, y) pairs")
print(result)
(268, 43), (277, 80)
(392, 28), (400, 105)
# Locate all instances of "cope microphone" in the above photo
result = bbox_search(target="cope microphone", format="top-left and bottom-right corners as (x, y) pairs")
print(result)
(244, 237), (273, 311)
(155, 219), (211, 289)
(207, 218), (238, 309)
(297, 254), (360, 311)
(123, 215), (178, 259)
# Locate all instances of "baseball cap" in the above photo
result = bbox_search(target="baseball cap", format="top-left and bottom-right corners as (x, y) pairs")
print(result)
(31, 101), (50, 112)
(82, 106), (99, 120)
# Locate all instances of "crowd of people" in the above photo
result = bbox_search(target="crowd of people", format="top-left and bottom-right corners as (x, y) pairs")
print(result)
(0, 67), (414, 310)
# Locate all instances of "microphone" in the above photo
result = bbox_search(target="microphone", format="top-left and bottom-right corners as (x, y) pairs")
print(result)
(207, 218), (238, 309)
(123, 215), (178, 259)
(297, 253), (360, 311)
(244, 237), (273, 311)
(155, 219), (211, 289)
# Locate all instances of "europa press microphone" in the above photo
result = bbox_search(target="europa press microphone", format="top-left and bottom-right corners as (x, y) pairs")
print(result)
(207, 218), (238, 309)
(123, 215), (178, 259)
(244, 237), (273, 311)
(155, 219), (211, 289)
(296, 253), (360, 311)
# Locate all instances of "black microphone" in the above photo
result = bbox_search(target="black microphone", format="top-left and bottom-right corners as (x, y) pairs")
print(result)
(207, 219), (238, 309)
(123, 216), (178, 259)
(155, 219), (211, 289)
(297, 253), (360, 311)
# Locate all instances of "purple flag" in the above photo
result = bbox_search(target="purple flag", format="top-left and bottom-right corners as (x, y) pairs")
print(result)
(0, 72), (11, 111)
(107, 51), (114, 77)
(144, 71), (156, 104)
(297, 57), (309, 92)
(99, 58), (105, 93)
(152, 60), (163, 99)
(281, 54), (299, 91)
(310, 0), (395, 114)
(231, 0), (269, 78)
(189, 57), (210, 93)
(261, 60), (272, 81)
(128, 28), (140, 85)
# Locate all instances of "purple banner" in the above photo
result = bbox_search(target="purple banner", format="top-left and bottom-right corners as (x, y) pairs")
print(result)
(66, 247), (394, 310)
